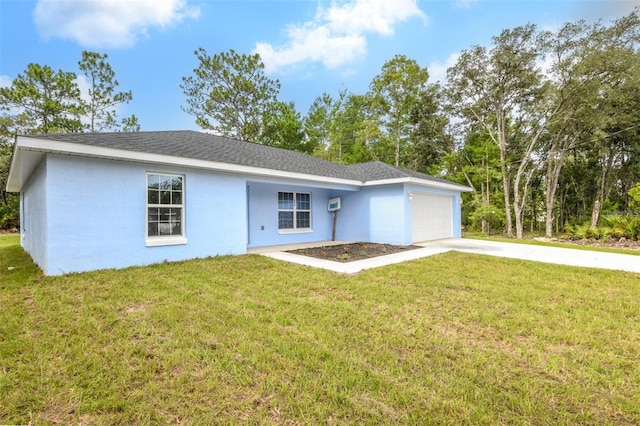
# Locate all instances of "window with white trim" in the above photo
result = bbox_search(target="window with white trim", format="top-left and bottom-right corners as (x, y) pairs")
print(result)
(278, 191), (311, 231)
(146, 173), (185, 245)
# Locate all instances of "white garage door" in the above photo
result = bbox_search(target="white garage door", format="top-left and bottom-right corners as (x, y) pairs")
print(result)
(411, 193), (453, 243)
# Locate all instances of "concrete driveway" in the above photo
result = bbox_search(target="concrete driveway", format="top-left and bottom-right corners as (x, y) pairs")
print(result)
(420, 239), (640, 274)
(260, 238), (640, 274)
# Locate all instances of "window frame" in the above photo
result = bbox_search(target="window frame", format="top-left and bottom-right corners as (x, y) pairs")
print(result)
(277, 191), (312, 234)
(145, 172), (187, 247)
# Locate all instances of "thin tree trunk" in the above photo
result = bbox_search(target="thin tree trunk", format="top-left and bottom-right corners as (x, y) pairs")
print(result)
(500, 145), (513, 237)
(496, 110), (513, 238)
(513, 123), (546, 239)
(482, 162), (490, 234)
(590, 200), (601, 228)
(544, 145), (568, 238)
(394, 126), (401, 167)
(591, 146), (617, 226)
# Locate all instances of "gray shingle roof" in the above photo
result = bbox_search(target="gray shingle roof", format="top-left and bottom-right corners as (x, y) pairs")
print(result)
(346, 161), (462, 187)
(29, 130), (469, 189)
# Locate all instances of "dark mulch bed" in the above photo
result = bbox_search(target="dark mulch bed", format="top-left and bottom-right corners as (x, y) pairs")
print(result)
(288, 242), (421, 263)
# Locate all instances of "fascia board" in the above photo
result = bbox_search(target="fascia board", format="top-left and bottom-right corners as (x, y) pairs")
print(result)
(9, 137), (363, 190)
(246, 176), (360, 191)
(9, 137), (473, 194)
(6, 139), (23, 192)
(363, 177), (473, 192)
(7, 140), (46, 192)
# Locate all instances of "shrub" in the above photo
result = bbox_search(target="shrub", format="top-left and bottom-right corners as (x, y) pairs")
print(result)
(593, 226), (613, 241)
(563, 223), (595, 240)
(601, 215), (640, 240)
(628, 183), (640, 212)
(468, 201), (505, 234)
(565, 215), (640, 241)
(0, 194), (19, 230)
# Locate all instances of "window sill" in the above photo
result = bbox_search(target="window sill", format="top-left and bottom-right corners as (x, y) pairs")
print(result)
(146, 236), (187, 247)
(278, 228), (313, 235)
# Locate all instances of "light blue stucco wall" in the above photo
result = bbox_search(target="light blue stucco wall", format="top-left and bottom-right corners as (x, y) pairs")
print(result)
(334, 183), (464, 246)
(41, 154), (247, 275)
(329, 184), (408, 245)
(247, 181), (337, 247)
(368, 184), (408, 245)
(19, 153), (466, 275)
(329, 189), (370, 243)
(21, 158), (48, 272)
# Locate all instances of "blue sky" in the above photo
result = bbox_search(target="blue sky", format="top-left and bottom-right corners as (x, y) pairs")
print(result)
(1, 0), (639, 131)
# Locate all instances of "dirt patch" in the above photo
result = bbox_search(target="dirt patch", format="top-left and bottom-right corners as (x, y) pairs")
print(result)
(0, 228), (19, 234)
(288, 242), (421, 262)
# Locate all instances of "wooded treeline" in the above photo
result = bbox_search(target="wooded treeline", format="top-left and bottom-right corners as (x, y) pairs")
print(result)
(2, 10), (639, 238)
(0, 51), (139, 228)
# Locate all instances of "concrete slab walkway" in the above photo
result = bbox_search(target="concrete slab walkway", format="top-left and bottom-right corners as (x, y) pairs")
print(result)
(257, 238), (640, 274)
(423, 239), (640, 274)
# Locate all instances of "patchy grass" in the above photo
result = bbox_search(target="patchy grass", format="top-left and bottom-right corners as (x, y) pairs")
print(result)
(1, 234), (639, 424)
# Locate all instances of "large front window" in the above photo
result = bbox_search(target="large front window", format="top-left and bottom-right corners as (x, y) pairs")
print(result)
(278, 191), (311, 231)
(146, 173), (186, 246)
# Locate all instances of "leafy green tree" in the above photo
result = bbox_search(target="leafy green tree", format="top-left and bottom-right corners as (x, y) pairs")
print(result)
(409, 85), (452, 173)
(120, 114), (141, 132)
(541, 11), (640, 236)
(304, 90), (373, 164)
(446, 129), (504, 234)
(181, 48), (280, 141)
(259, 101), (309, 152)
(0, 63), (83, 229)
(0, 122), (19, 229)
(335, 93), (374, 164)
(539, 18), (596, 236)
(0, 63), (83, 134)
(445, 24), (549, 238)
(628, 183), (640, 212)
(78, 51), (134, 132)
(368, 55), (430, 167)
(0, 147), (19, 229)
(305, 92), (338, 159)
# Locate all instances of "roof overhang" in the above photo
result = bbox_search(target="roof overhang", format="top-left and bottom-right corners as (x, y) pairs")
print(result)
(6, 136), (363, 192)
(363, 177), (473, 192)
(7, 136), (473, 194)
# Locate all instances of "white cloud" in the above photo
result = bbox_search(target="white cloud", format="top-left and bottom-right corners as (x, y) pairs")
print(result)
(254, 0), (427, 73)
(572, 0), (640, 22)
(0, 75), (23, 117)
(0, 75), (12, 88)
(452, 0), (480, 10)
(75, 75), (93, 104)
(33, 0), (200, 49)
(427, 52), (460, 85)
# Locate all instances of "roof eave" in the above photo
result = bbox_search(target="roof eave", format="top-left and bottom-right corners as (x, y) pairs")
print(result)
(363, 177), (473, 192)
(8, 136), (473, 193)
(7, 136), (363, 191)
(6, 137), (45, 192)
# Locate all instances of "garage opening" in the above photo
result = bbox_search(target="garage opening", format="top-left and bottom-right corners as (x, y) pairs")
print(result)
(411, 193), (453, 243)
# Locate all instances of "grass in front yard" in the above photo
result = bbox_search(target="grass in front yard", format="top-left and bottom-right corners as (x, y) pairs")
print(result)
(1, 234), (639, 424)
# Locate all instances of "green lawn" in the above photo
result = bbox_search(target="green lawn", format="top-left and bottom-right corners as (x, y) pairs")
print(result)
(1, 234), (639, 425)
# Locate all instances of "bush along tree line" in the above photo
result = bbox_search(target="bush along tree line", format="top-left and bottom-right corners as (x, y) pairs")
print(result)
(2, 9), (639, 238)
(563, 182), (640, 242)
(0, 51), (139, 229)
